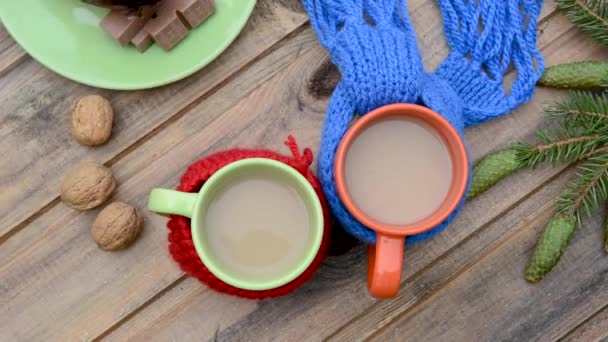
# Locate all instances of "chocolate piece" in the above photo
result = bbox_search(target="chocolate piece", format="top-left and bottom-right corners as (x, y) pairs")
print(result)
(99, 0), (216, 52)
(99, 5), (156, 46)
(131, 30), (153, 52)
(171, 0), (215, 28)
(143, 4), (189, 51)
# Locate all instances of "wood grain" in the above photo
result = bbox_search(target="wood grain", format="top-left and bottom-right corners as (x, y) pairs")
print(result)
(5, 3), (577, 341)
(100, 277), (259, 341)
(0, 28), (321, 341)
(326, 23), (608, 342)
(215, 27), (608, 342)
(0, 0), (558, 241)
(2, 0), (606, 340)
(369, 184), (608, 342)
(103, 8), (602, 342)
(0, 24), (27, 77)
(0, 0), (308, 241)
(560, 305), (608, 342)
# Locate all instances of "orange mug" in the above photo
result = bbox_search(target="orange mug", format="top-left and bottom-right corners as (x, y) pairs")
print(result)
(334, 104), (469, 298)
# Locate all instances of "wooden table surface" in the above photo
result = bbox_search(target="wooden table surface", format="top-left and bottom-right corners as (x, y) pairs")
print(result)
(1, 1), (607, 341)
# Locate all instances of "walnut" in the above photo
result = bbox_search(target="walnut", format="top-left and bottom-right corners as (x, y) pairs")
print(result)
(71, 95), (113, 146)
(61, 161), (116, 210)
(91, 202), (143, 251)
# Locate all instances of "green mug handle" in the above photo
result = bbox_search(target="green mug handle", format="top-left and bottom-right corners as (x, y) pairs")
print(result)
(148, 189), (198, 218)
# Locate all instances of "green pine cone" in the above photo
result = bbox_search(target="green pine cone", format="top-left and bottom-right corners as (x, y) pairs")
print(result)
(525, 216), (577, 283)
(468, 148), (523, 200)
(538, 61), (608, 89)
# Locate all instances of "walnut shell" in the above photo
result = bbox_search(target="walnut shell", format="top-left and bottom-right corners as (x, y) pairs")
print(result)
(61, 161), (116, 210)
(92, 202), (143, 251)
(71, 95), (113, 146)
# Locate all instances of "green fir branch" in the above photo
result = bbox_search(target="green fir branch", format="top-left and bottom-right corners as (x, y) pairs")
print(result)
(545, 92), (608, 128)
(472, 91), (608, 282)
(514, 130), (606, 167)
(581, 144), (608, 160)
(515, 92), (608, 167)
(556, 151), (608, 223)
(557, 0), (608, 46)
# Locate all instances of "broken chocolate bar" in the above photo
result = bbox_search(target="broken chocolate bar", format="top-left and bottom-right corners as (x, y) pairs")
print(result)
(142, 1), (189, 51)
(99, 5), (156, 46)
(98, 0), (215, 52)
(172, 0), (215, 28)
(144, 0), (215, 51)
(131, 29), (153, 52)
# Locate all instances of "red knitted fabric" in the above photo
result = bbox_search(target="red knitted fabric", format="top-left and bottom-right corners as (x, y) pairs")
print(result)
(166, 136), (331, 299)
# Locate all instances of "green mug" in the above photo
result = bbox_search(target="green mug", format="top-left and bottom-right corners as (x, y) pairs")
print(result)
(148, 158), (324, 290)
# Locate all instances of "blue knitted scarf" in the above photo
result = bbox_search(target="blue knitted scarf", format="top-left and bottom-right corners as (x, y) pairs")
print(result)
(303, 0), (544, 244)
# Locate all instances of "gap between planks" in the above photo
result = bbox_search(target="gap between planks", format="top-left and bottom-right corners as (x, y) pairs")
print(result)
(0, 21), (310, 246)
(326, 26), (607, 342)
(367, 185), (608, 341)
(366, 204), (557, 341)
(0, 0), (580, 338)
(328, 163), (570, 341)
(559, 304), (608, 342)
(323, 21), (582, 341)
(92, 275), (188, 342)
(0, 25), (27, 77)
(0, 0), (310, 239)
(93, 10), (587, 342)
(0, 24), (323, 341)
(558, 303), (608, 342)
(0, 0), (559, 243)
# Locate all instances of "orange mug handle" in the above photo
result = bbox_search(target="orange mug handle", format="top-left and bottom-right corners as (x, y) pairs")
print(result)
(368, 233), (404, 298)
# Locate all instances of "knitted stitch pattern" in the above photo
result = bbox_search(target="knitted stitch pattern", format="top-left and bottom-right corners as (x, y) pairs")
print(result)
(304, 0), (544, 244)
(166, 137), (331, 299)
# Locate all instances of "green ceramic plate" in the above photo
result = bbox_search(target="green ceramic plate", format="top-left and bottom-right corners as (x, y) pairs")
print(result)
(0, 0), (255, 90)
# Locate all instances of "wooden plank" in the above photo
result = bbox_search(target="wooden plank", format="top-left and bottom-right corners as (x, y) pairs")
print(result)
(0, 21), (568, 342)
(560, 305), (608, 342)
(0, 24), (27, 77)
(0, 0), (558, 241)
(99, 277), (258, 341)
(0, 28), (320, 341)
(368, 182), (608, 342)
(105, 9), (594, 342)
(0, 2), (585, 341)
(0, 0), (308, 240)
(219, 27), (604, 341)
(325, 24), (608, 342)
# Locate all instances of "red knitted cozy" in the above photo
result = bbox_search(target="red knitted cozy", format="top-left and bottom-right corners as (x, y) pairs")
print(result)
(166, 136), (331, 299)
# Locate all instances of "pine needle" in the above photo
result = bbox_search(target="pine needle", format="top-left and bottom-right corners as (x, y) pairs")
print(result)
(581, 145), (608, 160)
(556, 151), (608, 223)
(515, 91), (608, 281)
(514, 130), (607, 167)
(515, 92), (608, 167)
(545, 91), (608, 128)
(557, 0), (608, 46)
